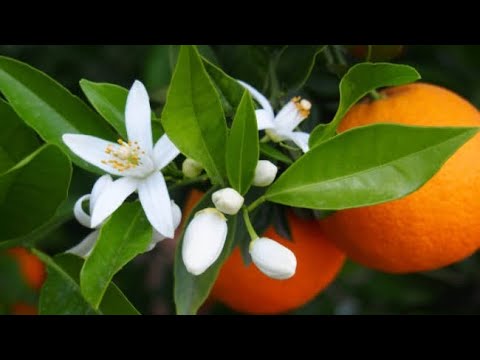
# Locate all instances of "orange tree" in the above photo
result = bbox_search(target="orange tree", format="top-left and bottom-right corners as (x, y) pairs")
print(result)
(0, 45), (479, 315)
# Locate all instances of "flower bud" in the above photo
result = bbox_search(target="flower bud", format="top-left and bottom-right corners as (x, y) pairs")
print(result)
(182, 208), (228, 276)
(182, 158), (203, 178)
(252, 160), (278, 187)
(249, 237), (297, 280)
(212, 188), (244, 215)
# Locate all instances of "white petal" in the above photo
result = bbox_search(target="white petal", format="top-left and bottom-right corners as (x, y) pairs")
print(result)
(255, 109), (275, 130)
(146, 200), (183, 251)
(212, 188), (244, 215)
(62, 134), (124, 176)
(252, 160), (278, 187)
(249, 237), (297, 280)
(182, 208), (228, 276)
(138, 171), (174, 238)
(274, 101), (303, 132)
(286, 131), (310, 153)
(237, 79), (274, 118)
(125, 80), (153, 153)
(153, 134), (180, 170)
(90, 174), (113, 213)
(66, 230), (100, 259)
(90, 177), (139, 228)
(74, 194), (92, 228)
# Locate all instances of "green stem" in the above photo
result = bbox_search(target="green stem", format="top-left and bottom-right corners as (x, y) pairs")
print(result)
(168, 174), (209, 191)
(260, 134), (270, 143)
(369, 89), (384, 101)
(247, 196), (266, 212)
(332, 45), (347, 66)
(366, 45), (373, 62)
(242, 207), (258, 240)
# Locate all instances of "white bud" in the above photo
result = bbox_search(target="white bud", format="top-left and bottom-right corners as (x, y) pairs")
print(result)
(147, 200), (183, 251)
(249, 237), (297, 280)
(182, 158), (203, 178)
(212, 188), (244, 215)
(252, 160), (278, 187)
(182, 208), (228, 276)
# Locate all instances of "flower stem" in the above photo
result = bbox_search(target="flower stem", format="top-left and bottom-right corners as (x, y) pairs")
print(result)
(242, 207), (258, 240)
(369, 89), (385, 101)
(247, 196), (266, 213)
(168, 174), (209, 191)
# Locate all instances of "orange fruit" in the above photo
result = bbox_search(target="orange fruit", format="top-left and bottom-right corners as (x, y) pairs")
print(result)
(318, 82), (480, 273)
(11, 302), (38, 315)
(211, 211), (345, 314)
(7, 247), (46, 290)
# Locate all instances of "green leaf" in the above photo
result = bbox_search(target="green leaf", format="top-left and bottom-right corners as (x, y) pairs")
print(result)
(80, 202), (152, 309)
(203, 58), (245, 116)
(162, 45), (227, 185)
(79, 80), (129, 138)
(174, 187), (238, 315)
(0, 56), (116, 173)
(0, 99), (41, 174)
(309, 63), (421, 146)
(260, 143), (293, 165)
(0, 145), (71, 241)
(276, 45), (326, 91)
(266, 124), (479, 210)
(226, 91), (259, 195)
(38, 252), (139, 315)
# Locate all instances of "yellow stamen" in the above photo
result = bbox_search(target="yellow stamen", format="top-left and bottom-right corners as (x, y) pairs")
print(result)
(103, 138), (143, 172)
(292, 97), (312, 119)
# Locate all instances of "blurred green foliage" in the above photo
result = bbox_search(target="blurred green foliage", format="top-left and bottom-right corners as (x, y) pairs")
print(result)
(1, 45), (480, 315)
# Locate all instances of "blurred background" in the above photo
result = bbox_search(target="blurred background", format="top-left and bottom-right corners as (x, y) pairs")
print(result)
(1, 45), (480, 315)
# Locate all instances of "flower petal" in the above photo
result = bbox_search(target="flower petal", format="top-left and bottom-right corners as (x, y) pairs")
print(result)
(125, 80), (153, 152)
(286, 131), (310, 153)
(274, 101), (303, 132)
(138, 171), (174, 238)
(249, 237), (297, 280)
(90, 177), (139, 228)
(66, 230), (100, 259)
(153, 134), (180, 170)
(62, 134), (124, 176)
(90, 174), (113, 213)
(146, 200), (182, 252)
(237, 79), (274, 118)
(255, 109), (275, 130)
(74, 194), (92, 228)
(182, 208), (228, 276)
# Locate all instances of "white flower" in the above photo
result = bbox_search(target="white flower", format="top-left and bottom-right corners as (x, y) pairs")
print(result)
(212, 187), (244, 215)
(238, 80), (312, 153)
(182, 158), (203, 178)
(182, 208), (228, 276)
(252, 160), (278, 187)
(67, 175), (182, 258)
(63, 80), (180, 238)
(249, 237), (297, 280)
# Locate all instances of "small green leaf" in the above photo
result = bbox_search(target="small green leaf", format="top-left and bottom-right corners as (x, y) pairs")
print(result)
(174, 187), (238, 315)
(162, 45), (227, 185)
(0, 56), (116, 173)
(38, 252), (139, 315)
(226, 91), (259, 195)
(80, 202), (152, 309)
(309, 63), (421, 146)
(0, 145), (71, 242)
(267, 124), (479, 210)
(259, 143), (292, 165)
(0, 99), (41, 174)
(276, 45), (326, 91)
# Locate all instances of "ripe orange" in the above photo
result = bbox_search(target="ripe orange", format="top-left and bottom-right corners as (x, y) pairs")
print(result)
(11, 302), (38, 315)
(211, 211), (345, 314)
(318, 82), (480, 273)
(7, 247), (46, 290)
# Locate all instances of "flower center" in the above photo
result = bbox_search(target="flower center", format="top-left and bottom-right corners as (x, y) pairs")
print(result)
(292, 96), (312, 119)
(101, 139), (145, 172)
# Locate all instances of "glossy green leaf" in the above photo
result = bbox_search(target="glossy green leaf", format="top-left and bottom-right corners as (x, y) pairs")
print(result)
(309, 63), (421, 146)
(226, 91), (259, 195)
(267, 124), (479, 210)
(203, 58), (244, 116)
(260, 143), (292, 165)
(0, 56), (116, 172)
(80, 202), (152, 309)
(162, 45), (227, 185)
(0, 99), (41, 174)
(276, 45), (326, 91)
(38, 252), (139, 315)
(0, 145), (71, 241)
(174, 187), (238, 315)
